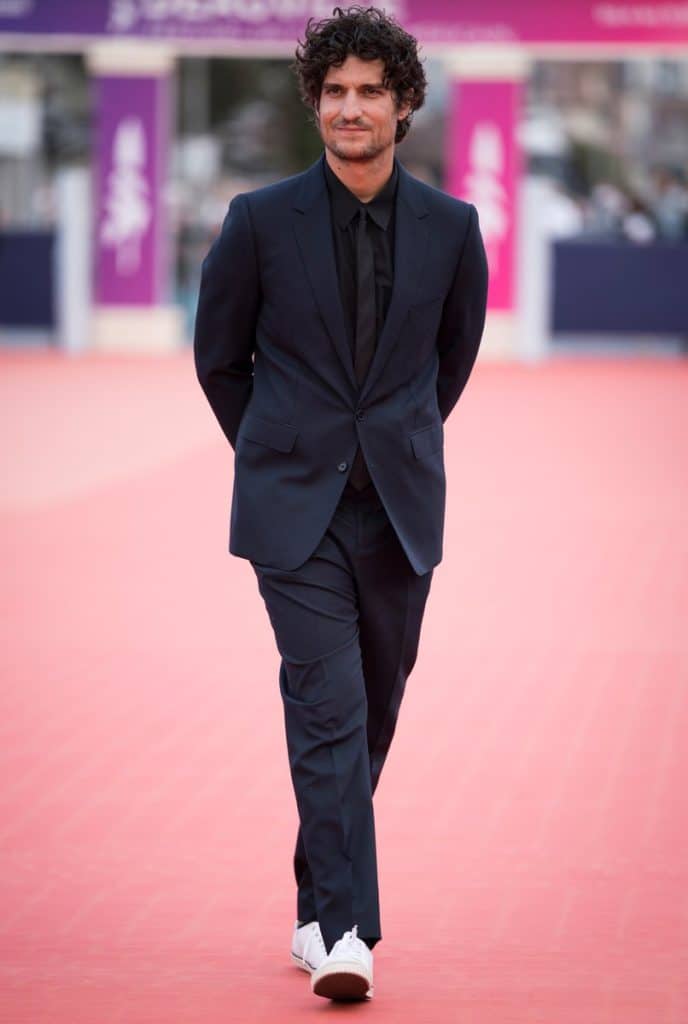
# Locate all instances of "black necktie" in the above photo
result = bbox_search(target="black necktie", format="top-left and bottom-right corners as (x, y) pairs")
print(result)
(349, 207), (376, 489)
(354, 207), (376, 386)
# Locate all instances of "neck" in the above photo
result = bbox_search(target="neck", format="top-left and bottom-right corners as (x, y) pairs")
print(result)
(324, 147), (395, 204)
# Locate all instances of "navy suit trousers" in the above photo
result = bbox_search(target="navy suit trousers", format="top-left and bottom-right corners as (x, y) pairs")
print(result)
(251, 481), (433, 953)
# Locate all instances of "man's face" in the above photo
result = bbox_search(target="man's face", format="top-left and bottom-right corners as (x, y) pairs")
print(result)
(316, 55), (410, 164)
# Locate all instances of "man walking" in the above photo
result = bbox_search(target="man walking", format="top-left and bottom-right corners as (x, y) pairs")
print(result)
(194, 5), (488, 1002)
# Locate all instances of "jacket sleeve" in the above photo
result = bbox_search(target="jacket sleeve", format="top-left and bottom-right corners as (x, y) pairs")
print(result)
(193, 193), (260, 449)
(435, 203), (489, 423)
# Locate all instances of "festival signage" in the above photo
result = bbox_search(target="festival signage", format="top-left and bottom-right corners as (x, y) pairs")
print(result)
(0, 0), (687, 44)
(447, 79), (523, 311)
(408, 0), (688, 44)
(95, 74), (167, 305)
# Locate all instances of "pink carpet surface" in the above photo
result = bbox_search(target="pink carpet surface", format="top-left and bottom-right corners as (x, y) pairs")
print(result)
(1, 350), (687, 1023)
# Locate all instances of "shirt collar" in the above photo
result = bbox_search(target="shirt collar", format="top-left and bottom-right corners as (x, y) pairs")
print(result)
(323, 157), (398, 231)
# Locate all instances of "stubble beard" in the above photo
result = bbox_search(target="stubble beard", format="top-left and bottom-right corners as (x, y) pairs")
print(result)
(318, 115), (395, 165)
(324, 133), (388, 164)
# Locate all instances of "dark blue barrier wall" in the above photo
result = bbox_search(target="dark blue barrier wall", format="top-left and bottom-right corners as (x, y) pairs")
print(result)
(0, 231), (55, 329)
(551, 240), (688, 334)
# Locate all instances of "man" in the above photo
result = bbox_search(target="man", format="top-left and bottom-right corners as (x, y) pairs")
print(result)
(194, 5), (488, 1002)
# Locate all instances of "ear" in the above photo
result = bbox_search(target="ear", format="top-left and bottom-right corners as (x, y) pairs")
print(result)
(396, 90), (413, 122)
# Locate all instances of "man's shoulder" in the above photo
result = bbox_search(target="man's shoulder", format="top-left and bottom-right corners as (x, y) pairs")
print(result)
(400, 163), (474, 222)
(239, 163), (317, 213)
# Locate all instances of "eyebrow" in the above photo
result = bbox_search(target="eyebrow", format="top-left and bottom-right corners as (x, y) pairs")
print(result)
(322, 80), (386, 89)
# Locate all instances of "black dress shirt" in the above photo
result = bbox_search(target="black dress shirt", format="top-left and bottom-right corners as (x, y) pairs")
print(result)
(323, 158), (398, 359)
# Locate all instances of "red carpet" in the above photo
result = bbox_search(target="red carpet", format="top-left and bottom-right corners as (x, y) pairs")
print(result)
(1, 350), (687, 1022)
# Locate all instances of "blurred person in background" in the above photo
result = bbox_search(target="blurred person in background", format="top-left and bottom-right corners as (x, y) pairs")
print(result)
(194, 4), (487, 1003)
(621, 193), (657, 244)
(583, 181), (629, 238)
(648, 165), (688, 241)
(542, 180), (585, 238)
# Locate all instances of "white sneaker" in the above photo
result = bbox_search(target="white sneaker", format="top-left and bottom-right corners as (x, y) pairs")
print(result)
(290, 920), (327, 974)
(310, 924), (374, 1001)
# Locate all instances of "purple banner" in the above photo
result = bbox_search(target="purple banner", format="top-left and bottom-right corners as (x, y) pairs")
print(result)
(1, 0), (687, 44)
(0, 0), (343, 39)
(94, 73), (168, 306)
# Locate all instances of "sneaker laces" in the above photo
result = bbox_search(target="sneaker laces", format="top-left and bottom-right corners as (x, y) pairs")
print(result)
(334, 924), (369, 966)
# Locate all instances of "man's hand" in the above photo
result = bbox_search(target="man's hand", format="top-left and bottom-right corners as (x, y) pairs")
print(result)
(194, 194), (260, 449)
(436, 204), (489, 423)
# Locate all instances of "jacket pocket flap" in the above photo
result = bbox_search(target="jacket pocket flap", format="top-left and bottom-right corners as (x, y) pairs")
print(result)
(410, 422), (443, 459)
(240, 414), (298, 453)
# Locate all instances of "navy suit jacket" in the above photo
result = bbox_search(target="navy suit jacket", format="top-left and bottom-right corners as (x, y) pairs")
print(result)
(194, 153), (488, 575)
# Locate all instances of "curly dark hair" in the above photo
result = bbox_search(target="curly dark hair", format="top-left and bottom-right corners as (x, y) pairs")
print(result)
(292, 5), (426, 144)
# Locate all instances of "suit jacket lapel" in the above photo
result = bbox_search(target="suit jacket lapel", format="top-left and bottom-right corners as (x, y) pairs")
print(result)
(359, 162), (430, 404)
(292, 155), (358, 392)
(291, 155), (431, 401)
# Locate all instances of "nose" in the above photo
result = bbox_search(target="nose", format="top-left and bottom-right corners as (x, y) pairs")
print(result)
(340, 89), (363, 120)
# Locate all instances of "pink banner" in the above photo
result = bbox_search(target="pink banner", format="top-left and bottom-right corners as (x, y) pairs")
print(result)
(407, 0), (688, 44)
(94, 74), (169, 306)
(446, 79), (523, 312)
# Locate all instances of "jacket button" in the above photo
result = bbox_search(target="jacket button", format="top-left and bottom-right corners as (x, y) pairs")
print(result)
(337, 461), (348, 472)
(355, 409), (364, 421)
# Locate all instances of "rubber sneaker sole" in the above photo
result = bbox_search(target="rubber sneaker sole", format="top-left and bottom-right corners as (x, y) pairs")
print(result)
(311, 961), (373, 1001)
